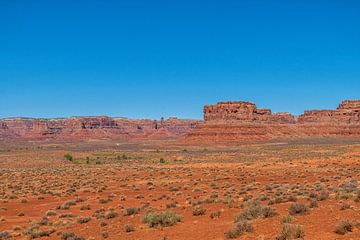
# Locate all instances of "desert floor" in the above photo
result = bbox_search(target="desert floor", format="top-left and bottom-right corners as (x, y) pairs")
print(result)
(0, 138), (359, 240)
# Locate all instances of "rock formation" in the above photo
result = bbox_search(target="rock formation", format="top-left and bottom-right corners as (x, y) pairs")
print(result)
(204, 101), (295, 123)
(185, 100), (360, 143)
(0, 116), (200, 142)
(2, 100), (360, 144)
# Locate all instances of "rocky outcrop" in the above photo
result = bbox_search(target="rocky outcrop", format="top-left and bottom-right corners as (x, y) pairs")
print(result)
(298, 100), (360, 124)
(0, 116), (200, 142)
(204, 101), (295, 123)
(185, 100), (360, 143)
(2, 100), (360, 144)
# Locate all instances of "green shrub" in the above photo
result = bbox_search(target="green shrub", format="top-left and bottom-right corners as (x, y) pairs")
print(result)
(143, 211), (181, 228)
(64, 153), (73, 161)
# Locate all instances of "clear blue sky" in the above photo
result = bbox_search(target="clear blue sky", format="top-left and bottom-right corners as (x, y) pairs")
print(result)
(1, 0), (359, 119)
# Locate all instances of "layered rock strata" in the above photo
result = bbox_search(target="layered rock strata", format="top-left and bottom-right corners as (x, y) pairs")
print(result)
(0, 116), (199, 142)
(186, 100), (360, 143)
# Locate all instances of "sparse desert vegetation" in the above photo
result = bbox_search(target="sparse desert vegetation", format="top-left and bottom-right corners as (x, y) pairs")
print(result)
(0, 139), (359, 239)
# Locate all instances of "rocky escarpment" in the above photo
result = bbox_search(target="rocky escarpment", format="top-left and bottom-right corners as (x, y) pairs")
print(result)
(204, 101), (295, 123)
(185, 100), (360, 143)
(0, 116), (200, 142)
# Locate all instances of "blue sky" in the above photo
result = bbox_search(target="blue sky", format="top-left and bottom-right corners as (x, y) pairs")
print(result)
(1, 0), (359, 119)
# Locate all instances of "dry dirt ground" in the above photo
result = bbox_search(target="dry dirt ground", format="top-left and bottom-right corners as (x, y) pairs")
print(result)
(0, 139), (359, 240)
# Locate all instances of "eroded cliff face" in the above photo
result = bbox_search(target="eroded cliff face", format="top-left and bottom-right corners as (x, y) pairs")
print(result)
(185, 100), (360, 143)
(0, 116), (200, 142)
(204, 101), (295, 123)
(2, 100), (360, 144)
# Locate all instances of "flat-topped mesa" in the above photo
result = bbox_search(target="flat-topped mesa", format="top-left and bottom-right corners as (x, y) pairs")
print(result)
(337, 100), (360, 110)
(185, 99), (360, 144)
(66, 116), (118, 129)
(298, 100), (360, 124)
(204, 101), (295, 123)
(0, 116), (200, 142)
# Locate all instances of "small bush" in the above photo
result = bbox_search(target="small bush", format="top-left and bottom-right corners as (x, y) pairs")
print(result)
(125, 224), (135, 232)
(289, 202), (308, 215)
(0, 231), (11, 239)
(278, 224), (305, 240)
(340, 202), (351, 210)
(80, 205), (91, 210)
(64, 153), (73, 161)
(236, 201), (277, 221)
(309, 198), (318, 208)
(193, 206), (206, 216)
(166, 201), (177, 208)
(61, 232), (84, 240)
(77, 217), (91, 224)
(262, 206), (278, 218)
(59, 213), (74, 218)
(160, 158), (166, 164)
(123, 207), (139, 216)
(281, 215), (292, 224)
(143, 211), (181, 228)
(225, 220), (253, 239)
(101, 232), (109, 238)
(335, 220), (353, 235)
(236, 201), (263, 221)
(105, 210), (118, 219)
(29, 229), (55, 239)
(210, 211), (221, 219)
(318, 191), (329, 201)
(46, 210), (56, 216)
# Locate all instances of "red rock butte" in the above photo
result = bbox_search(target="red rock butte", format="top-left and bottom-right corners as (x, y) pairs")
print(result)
(185, 100), (360, 143)
(1, 100), (360, 144)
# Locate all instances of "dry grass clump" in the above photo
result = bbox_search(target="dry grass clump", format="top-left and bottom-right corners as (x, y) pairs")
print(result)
(46, 210), (56, 216)
(210, 211), (221, 219)
(335, 220), (353, 235)
(123, 207), (140, 216)
(236, 201), (277, 221)
(0, 231), (11, 239)
(61, 232), (84, 240)
(125, 224), (135, 232)
(340, 202), (351, 210)
(281, 215), (292, 224)
(224, 220), (253, 239)
(288, 202), (309, 215)
(29, 229), (56, 239)
(80, 205), (91, 210)
(192, 206), (206, 216)
(77, 217), (91, 224)
(105, 210), (118, 219)
(278, 224), (305, 240)
(143, 211), (181, 228)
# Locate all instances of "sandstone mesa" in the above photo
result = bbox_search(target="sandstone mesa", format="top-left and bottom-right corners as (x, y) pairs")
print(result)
(185, 100), (360, 143)
(1, 100), (360, 143)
